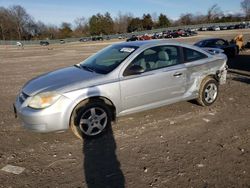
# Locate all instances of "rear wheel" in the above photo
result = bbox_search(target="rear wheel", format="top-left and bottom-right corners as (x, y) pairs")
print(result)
(70, 100), (111, 139)
(196, 77), (219, 106)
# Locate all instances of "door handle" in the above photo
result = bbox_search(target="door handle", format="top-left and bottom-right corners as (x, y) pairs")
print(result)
(173, 72), (183, 77)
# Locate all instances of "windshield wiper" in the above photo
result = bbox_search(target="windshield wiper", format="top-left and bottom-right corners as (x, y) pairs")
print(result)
(74, 64), (95, 73)
(81, 65), (95, 72)
(74, 64), (81, 69)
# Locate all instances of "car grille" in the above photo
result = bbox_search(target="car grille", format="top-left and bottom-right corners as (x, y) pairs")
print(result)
(19, 91), (29, 104)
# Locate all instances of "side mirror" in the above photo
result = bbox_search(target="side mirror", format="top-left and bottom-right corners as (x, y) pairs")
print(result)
(125, 65), (145, 76)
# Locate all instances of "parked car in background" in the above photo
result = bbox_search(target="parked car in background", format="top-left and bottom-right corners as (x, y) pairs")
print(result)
(235, 24), (247, 29)
(126, 35), (138, 42)
(189, 30), (198, 36)
(152, 32), (163, 39)
(79, 38), (90, 42)
(207, 26), (219, 31)
(170, 30), (180, 38)
(14, 40), (227, 139)
(40, 41), (49, 46)
(91, 36), (104, 41)
(227, 25), (235, 30)
(199, 27), (208, 31)
(60, 39), (65, 44)
(194, 38), (239, 57)
(118, 35), (126, 39)
(163, 30), (173, 38)
(16, 41), (24, 48)
(219, 26), (228, 30)
(138, 34), (152, 40)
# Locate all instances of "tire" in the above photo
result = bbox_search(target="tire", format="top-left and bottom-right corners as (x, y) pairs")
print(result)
(70, 100), (112, 139)
(196, 77), (219, 106)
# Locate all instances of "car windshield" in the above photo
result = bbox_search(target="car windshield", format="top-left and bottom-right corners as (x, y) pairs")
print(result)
(79, 45), (138, 74)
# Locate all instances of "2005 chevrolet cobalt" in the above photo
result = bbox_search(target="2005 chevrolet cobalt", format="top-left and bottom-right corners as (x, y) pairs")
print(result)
(14, 40), (227, 139)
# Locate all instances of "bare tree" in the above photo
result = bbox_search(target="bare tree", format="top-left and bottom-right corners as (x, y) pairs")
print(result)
(114, 12), (133, 34)
(178, 13), (194, 25)
(207, 4), (222, 22)
(0, 7), (9, 40)
(75, 17), (86, 29)
(151, 12), (158, 23)
(193, 14), (207, 24)
(9, 5), (30, 39)
(46, 25), (59, 39)
(241, 0), (250, 18)
(74, 17), (89, 36)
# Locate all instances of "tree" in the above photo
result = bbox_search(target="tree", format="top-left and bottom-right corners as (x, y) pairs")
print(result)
(103, 12), (114, 34)
(178, 13), (193, 25)
(89, 12), (114, 35)
(207, 4), (222, 22)
(151, 12), (158, 23)
(114, 12), (133, 34)
(192, 14), (206, 25)
(59, 22), (72, 38)
(74, 17), (89, 36)
(241, 0), (250, 18)
(142, 14), (153, 30)
(46, 25), (59, 39)
(0, 7), (12, 40)
(9, 5), (33, 40)
(127, 17), (143, 32)
(158, 13), (170, 28)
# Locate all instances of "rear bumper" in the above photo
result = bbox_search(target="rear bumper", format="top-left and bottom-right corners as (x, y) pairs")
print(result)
(14, 95), (72, 132)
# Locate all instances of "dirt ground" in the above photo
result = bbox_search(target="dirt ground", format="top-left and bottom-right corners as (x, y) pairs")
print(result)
(0, 29), (250, 188)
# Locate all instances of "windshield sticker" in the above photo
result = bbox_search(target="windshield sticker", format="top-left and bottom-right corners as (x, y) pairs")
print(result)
(120, 47), (135, 53)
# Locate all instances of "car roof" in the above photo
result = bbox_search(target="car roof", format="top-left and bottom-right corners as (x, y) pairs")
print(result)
(114, 40), (209, 55)
(198, 38), (224, 42)
(116, 40), (182, 48)
(108, 39), (214, 60)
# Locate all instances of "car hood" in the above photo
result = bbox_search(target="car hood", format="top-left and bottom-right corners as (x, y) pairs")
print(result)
(22, 66), (105, 96)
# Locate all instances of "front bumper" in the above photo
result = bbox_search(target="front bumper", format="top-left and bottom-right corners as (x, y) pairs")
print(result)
(14, 94), (72, 132)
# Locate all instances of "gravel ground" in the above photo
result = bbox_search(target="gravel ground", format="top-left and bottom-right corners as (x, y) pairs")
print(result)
(0, 29), (249, 188)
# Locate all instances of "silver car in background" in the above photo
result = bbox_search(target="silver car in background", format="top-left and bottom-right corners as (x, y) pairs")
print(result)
(14, 40), (227, 139)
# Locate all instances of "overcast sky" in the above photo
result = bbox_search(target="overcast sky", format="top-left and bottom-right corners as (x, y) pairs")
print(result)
(0, 0), (243, 25)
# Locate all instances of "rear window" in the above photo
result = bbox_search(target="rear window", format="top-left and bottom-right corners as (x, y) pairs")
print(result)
(183, 48), (208, 62)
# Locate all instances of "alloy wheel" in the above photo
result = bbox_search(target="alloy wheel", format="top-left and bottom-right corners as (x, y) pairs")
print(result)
(204, 83), (218, 104)
(79, 107), (108, 136)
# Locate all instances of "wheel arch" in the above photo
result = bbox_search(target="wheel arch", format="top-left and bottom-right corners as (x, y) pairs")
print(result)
(199, 74), (218, 88)
(67, 95), (117, 129)
(196, 74), (219, 106)
(84, 96), (117, 121)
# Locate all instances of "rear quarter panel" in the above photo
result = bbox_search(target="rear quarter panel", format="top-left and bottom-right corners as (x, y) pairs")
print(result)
(184, 55), (226, 98)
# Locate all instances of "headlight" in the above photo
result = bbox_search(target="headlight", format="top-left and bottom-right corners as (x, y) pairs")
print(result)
(28, 92), (61, 109)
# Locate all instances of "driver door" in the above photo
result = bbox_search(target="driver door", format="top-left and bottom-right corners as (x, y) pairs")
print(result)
(119, 45), (187, 113)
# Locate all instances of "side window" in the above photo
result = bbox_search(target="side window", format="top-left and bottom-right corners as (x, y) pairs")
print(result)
(183, 48), (208, 62)
(215, 40), (226, 46)
(124, 45), (181, 76)
(204, 40), (214, 47)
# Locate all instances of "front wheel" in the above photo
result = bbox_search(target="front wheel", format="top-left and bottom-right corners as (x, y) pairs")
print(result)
(70, 100), (111, 139)
(196, 77), (219, 106)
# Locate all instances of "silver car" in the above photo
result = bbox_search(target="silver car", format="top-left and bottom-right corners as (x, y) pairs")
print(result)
(14, 40), (227, 138)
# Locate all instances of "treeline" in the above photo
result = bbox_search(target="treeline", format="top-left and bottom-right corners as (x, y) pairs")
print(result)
(0, 1), (249, 40)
